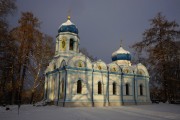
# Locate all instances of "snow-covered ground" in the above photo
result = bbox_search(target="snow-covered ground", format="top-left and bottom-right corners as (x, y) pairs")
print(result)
(0, 103), (180, 120)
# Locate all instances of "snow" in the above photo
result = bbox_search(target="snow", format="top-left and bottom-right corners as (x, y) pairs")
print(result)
(60, 20), (74, 26)
(0, 103), (180, 120)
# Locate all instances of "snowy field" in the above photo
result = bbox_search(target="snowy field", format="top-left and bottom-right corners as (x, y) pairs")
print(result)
(0, 103), (180, 120)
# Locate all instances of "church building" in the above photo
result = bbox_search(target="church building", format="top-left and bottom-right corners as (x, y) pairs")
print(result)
(44, 16), (151, 107)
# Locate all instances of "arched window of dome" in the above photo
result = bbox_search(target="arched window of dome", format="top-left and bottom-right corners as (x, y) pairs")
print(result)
(98, 81), (102, 94)
(125, 83), (129, 95)
(69, 38), (74, 51)
(113, 82), (116, 95)
(140, 84), (143, 96)
(77, 80), (82, 94)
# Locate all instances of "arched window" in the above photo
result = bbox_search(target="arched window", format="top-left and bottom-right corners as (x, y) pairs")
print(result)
(113, 82), (116, 95)
(69, 39), (74, 50)
(126, 83), (129, 95)
(98, 81), (102, 94)
(77, 80), (82, 94)
(140, 84), (143, 95)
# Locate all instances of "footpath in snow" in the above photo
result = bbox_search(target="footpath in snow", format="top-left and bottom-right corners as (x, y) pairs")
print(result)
(0, 103), (180, 120)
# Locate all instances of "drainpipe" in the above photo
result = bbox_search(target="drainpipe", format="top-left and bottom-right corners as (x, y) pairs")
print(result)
(107, 66), (109, 106)
(120, 68), (124, 105)
(92, 65), (94, 107)
(133, 72), (137, 105)
(57, 70), (61, 106)
(145, 76), (148, 102)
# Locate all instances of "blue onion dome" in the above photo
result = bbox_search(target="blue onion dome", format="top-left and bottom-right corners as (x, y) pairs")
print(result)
(112, 46), (131, 61)
(58, 16), (78, 34)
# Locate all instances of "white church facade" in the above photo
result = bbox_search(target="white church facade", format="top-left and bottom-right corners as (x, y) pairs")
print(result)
(44, 16), (151, 107)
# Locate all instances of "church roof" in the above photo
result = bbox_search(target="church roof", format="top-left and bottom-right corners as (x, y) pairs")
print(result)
(112, 47), (130, 56)
(112, 46), (131, 61)
(58, 16), (78, 34)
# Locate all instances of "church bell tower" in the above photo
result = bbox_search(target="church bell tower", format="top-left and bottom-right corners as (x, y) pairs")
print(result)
(55, 16), (80, 57)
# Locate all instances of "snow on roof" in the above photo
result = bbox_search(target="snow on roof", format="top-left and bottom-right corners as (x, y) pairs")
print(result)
(112, 46), (130, 56)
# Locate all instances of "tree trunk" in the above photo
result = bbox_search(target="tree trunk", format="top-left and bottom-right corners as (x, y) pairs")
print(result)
(30, 90), (35, 104)
(30, 63), (41, 104)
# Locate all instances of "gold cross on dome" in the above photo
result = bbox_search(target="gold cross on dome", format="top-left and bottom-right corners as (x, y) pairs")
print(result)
(67, 9), (71, 20)
(120, 39), (123, 47)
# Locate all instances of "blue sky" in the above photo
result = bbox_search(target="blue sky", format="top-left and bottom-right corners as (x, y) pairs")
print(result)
(9, 0), (180, 63)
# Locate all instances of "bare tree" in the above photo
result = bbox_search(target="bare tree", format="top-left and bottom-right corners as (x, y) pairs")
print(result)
(0, 0), (16, 104)
(132, 13), (180, 101)
(28, 34), (54, 104)
(80, 47), (97, 62)
(11, 12), (41, 104)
